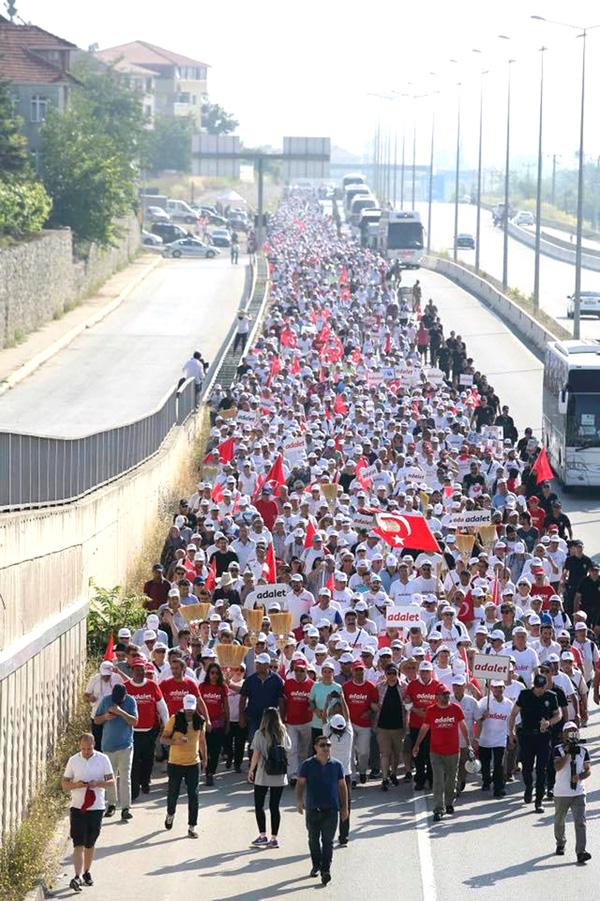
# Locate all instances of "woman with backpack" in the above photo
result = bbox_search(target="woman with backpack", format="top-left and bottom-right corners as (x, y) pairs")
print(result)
(248, 707), (292, 849)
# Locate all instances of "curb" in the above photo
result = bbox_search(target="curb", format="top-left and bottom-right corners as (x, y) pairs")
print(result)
(0, 255), (162, 395)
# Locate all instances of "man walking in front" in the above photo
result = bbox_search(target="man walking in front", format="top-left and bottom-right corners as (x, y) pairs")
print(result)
(62, 733), (114, 893)
(553, 721), (591, 864)
(412, 685), (471, 822)
(94, 684), (138, 822)
(296, 735), (349, 886)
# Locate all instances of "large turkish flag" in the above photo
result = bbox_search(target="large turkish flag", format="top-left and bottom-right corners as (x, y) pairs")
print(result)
(373, 512), (440, 552)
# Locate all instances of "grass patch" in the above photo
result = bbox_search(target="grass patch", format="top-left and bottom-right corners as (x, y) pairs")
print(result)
(0, 660), (96, 901)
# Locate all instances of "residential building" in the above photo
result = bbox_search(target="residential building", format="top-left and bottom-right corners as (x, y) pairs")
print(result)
(96, 41), (209, 127)
(73, 49), (157, 126)
(0, 16), (78, 169)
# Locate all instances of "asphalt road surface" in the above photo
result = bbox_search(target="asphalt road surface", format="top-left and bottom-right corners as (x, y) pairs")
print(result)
(0, 256), (248, 438)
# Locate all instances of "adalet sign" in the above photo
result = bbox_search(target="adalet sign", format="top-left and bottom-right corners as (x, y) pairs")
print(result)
(385, 604), (423, 631)
(245, 584), (289, 609)
(471, 653), (511, 682)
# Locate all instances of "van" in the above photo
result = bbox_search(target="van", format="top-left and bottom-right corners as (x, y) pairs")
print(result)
(165, 199), (200, 224)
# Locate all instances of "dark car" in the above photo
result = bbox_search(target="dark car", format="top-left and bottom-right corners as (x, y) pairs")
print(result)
(210, 228), (232, 247)
(151, 222), (190, 243)
(455, 233), (475, 249)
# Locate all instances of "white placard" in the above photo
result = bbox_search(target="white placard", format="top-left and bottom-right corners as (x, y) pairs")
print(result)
(471, 653), (511, 682)
(366, 371), (384, 386)
(283, 435), (306, 466)
(245, 584), (289, 609)
(481, 426), (504, 441)
(353, 509), (376, 531)
(385, 604), (423, 630)
(425, 367), (445, 385)
(459, 374), (474, 387)
(361, 463), (378, 483)
(449, 510), (492, 528)
(403, 467), (426, 484)
(237, 409), (257, 426)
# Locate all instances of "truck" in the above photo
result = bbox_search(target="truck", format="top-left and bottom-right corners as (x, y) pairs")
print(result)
(377, 210), (424, 268)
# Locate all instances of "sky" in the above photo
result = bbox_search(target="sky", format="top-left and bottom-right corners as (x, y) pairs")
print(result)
(10, 0), (600, 175)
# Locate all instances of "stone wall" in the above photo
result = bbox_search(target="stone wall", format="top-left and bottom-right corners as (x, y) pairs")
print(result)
(0, 214), (140, 349)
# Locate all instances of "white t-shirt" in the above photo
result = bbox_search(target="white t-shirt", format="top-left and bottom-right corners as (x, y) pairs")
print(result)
(323, 721), (354, 777)
(553, 743), (589, 797)
(454, 694), (479, 747)
(476, 696), (513, 747)
(511, 647), (540, 688)
(63, 751), (114, 810)
(85, 673), (124, 717)
(285, 589), (315, 628)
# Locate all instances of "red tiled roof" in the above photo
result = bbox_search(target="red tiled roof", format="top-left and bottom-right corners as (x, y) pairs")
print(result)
(0, 21), (77, 84)
(98, 40), (209, 70)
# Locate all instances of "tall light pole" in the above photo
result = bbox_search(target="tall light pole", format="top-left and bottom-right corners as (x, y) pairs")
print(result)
(472, 49), (488, 273)
(411, 103), (417, 208)
(532, 16), (600, 338)
(498, 36), (514, 289)
(533, 46), (547, 313)
(427, 89), (439, 256)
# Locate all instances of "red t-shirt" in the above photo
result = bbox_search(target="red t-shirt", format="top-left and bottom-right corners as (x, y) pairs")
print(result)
(159, 677), (199, 717)
(424, 702), (465, 756)
(405, 678), (445, 729)
(283, 677), (315, 725)
(530, 584), (554, 610)
(127, 679), (164, 730)
(343, 680), (379, 726)
(199, 682), (229, 723)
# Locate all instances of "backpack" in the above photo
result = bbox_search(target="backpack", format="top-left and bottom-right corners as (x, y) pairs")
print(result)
(264, 742), (288, 776)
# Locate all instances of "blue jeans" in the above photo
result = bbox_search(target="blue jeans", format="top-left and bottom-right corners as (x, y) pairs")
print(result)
(306, 808), (338, 874)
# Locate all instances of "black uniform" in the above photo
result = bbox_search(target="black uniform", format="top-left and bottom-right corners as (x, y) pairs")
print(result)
(515, 688), (559, 805)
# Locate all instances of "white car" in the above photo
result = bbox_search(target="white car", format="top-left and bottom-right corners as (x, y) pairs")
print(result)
(141, 229), (163, 246)
(514, 210), (534, 226)
(567, 291), (600, 319)
(163, 237), (220, 259)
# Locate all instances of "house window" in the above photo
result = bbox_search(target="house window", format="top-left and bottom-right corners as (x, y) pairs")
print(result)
(30, 95), (48, 123)
(176, 92), (191, 104)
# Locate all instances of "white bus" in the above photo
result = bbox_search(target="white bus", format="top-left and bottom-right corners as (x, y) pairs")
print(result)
(543, 340), (600, 488)
(378, 210), (424, 268)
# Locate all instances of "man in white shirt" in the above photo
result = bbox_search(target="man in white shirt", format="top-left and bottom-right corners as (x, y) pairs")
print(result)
(553, 721), (591, 862)
(285, 576), (315, 628)
(62, 733), (114, 892)
(84, 663), (124, 751)
(509, 627), (540, 688)
(474, 681), (513, 797)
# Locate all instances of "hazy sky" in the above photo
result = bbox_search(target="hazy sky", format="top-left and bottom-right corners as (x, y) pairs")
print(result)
(12, 0), (600, 174)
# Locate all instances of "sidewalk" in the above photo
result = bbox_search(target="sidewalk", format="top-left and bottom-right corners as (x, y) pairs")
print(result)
(0, 252), (161, 392)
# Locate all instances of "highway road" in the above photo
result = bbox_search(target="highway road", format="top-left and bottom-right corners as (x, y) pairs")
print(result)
(417, 201), (600, 341)
(0, 256), (249, 438)
(53, 269), (600, 901)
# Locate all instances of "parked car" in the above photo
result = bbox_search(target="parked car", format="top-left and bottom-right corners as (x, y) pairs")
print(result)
(514, 210), (534, 226)
(567, 291), (600, 319)
(163, 237), (221, 259)
(141, 229), (163, 246)
(208, 213), (228, 226)
(146, 205), (170, 223)
(209, 228), (232, 247)
(151, 222), (189, 243)
(455, 233), (475, 249)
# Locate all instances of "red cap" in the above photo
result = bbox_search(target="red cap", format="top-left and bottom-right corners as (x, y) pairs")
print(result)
(294, 660), (307, 668)
(548, 524), (559, 532)
(131, 657), (147, 667)
(353, 660), (366, 669)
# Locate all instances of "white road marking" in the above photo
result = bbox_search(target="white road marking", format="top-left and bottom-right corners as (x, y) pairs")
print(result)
(413, 794), (437, 901)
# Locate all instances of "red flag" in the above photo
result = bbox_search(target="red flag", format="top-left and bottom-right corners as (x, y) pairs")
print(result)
(531, 447), (554, 483)
(356, 457), (372, 490)
(384, 333), (392, 355)
(280, 329), (297, 348)
(340, 286), (351, 301)
(339, 268), (347, 284)
(265, 543), (277, 583)
(292, 355), (301, 375)
(205, 556), (217, 592)
(326, 571), (335, 592)
(104, 631), (115, 661)
(333, 394), (347, 416)
(304, 518), (316, 549)
(457, 591), (475, 625)
(266, 357), (281, 386)
(350, 348), (361, 366)
(491, 575), (500, 607)
(211, 481), (223, 502)
(216, 437), (234, 464)
(373, 512), (440, 552)
(261, 454), (286, 497)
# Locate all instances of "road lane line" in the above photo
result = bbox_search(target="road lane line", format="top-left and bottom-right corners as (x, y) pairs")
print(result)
(413, 795), (437, 901)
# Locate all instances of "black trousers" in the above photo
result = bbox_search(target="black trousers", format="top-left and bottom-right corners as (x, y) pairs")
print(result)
(91, 719), (103, 753)
(132, 728), (158, 798)
(306, 808), (338, 875)
(224, 722), (247, 768)
(206, 728), (225, 775)
(233, 332), (247, 353)
(521, 732), (551, 802)
(479, 746), (505, 793)
(167, 763), (199, 826)
(410, 727), (432, 787)
(254, 784), (284, 835)
(339, 776), (352, 842)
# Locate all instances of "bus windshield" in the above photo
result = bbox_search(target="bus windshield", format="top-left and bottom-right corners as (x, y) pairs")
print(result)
(566, 392), (600, 449)
(387, 222), (424, 250)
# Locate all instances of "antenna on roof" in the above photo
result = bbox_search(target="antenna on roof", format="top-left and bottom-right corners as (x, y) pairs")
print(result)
(5, 0), (18, 21)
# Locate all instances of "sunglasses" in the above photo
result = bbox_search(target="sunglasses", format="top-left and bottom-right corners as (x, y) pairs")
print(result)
(317, 741), (332, 748)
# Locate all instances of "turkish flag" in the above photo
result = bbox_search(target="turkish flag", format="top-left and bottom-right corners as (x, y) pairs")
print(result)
(292, 355), (301, 375)
(281, 329), (297, 348)
(326, 571), (335, 592)
(384, 333), (392, 355)
(333, 394), (347, 416)
(216, 438), (234, 464)
(457, 591), (475, 624)
(262, 454), (286, 497)
(265, 543), (277, 583)
(205, 556), (218, 592)
(532, 447), (554, 483)
(339, 268), (348, 284)
(350, 348), (361, 365)
(267, 357), (281, 386)
(373, 512), (440, 552)
(304, 518), (316, 549)
(356, 457), (372, 490)
(104, 631), (115, 661)
(211, 481), (223, 502)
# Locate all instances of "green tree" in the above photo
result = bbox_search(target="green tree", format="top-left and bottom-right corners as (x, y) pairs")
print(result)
(0, 80), (29, 179)
(0, 180), (52, 237)
(201, 100), (238, 135)
(142, 114), (194, 173)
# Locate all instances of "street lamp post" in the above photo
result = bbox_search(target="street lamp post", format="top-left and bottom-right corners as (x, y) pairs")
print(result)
(453, 81), (461, 262)
(427, 93), (438, 255)
(400, 125), (406, 209)
(393, 131), (398, 207)
(533, 46), (547, 313)
(472, 50), (487, 272)
(498, 36), (514, 289)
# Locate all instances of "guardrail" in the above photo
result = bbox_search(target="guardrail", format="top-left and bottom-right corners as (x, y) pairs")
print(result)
(0, 256), (268, 512)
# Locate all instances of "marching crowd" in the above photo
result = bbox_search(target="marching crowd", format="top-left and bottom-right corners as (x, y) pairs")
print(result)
(64, 190), (599, 892)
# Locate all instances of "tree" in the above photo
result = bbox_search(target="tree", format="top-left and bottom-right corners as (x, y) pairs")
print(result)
(0, 80), (30, 179)
(142, 114), (194, 173)
(201, 100), (238, 135)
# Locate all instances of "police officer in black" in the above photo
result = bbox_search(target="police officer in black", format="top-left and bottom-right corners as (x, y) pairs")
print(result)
(538, 661), (569, 802)
(508, 673), (562, 813)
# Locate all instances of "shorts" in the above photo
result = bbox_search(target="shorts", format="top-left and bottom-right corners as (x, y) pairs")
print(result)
(377, 728), (405, 757)
(70, 808), (103, 848)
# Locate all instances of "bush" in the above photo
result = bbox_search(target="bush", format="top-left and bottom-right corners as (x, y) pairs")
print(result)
(0, 179), (51, 237)
(87, 583), (147, 657)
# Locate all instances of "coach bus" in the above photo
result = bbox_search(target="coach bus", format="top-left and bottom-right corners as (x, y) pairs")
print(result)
(378, 210), (424, 268)
(543, 339), (600, 488)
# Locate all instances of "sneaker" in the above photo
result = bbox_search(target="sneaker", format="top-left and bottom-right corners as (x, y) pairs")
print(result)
(70, 877), (82, 893)
(403, 772), (413, 783)
(82, 872), (93, 887)
(390, 774), (399, 787)
(359, 773), (367, 785)
(534, 802), (544, 814)
(481, 783), (491, 791)
(546, 790), (554, 800)
(267, 839), (279, 849)
(555, 845), (565, 856)
(321, 872), (331, 886)
(188, 827), (199, 839)
(289, 778), (297, 789)
(369, 768), (380, 779)
(164, 814), (174, 831)
(414, 782), (426, 791)
(141, 784), (150, 794)
(351, 780), (358, 789)
(206, 773), (214, 786)
(104, 805), (116, 818)
(310, 867), (320, 877)
(225, 757), (232, 769)
(381, 779), (389, 792)
(524, 790), (533, 804)
(457, 781), (466, 794)
(493, 790), (506, 799)
(445, 805), (454, 815)
(577, 852), (592, 865)
(433, 811), (443, 822)
(121, 808), (133, 821)
(251, 835), (268, 847)
(339, 838), (348, 847)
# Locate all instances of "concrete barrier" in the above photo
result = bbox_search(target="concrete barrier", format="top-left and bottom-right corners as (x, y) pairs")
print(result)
(506, 220), (600, 272)
(422, 255), (559, 356)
